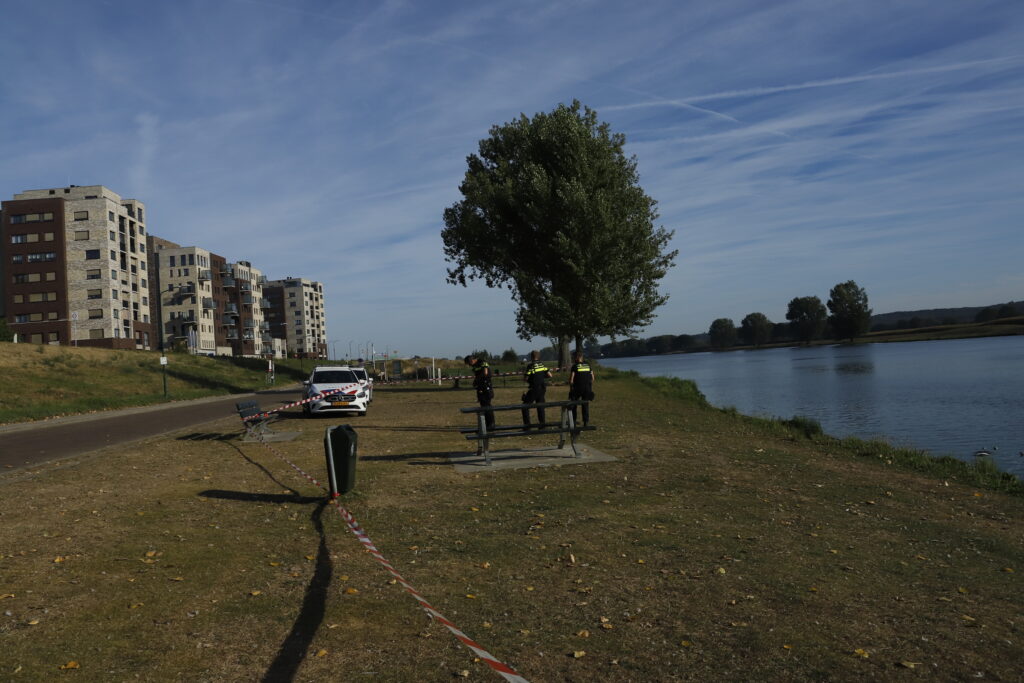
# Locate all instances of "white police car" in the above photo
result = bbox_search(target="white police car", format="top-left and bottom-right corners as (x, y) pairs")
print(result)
(350, 366), (373, 402)
(302, 366), (368, 416)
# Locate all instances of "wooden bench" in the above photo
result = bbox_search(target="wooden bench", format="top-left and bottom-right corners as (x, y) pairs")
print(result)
(236, 400), (279, 439)
(459, 400), (596, 465)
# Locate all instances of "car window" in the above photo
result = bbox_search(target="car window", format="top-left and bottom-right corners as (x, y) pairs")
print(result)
(311, 370), (357, 384)
(352, 369), (368, 381)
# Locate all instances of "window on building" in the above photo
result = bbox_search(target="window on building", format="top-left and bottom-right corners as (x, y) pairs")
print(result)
(15, 314), (29, 323)
(13, 294), (23, 303)
(113, 309), (120, 319)
(74, 211), (89, 221)
(111, 269), (118, 279)
(141, 278), (147, 287)
(9, 212), (54, 224)
(29, 313), (43, 322)
(75, 230), (90, 240)
(11, 234), (27, 244)
(27, 252), (57, 262)
(88, 309), (103, 319)
(138, 208), (144, 222)
(110, 250), (116, 260)
(87, 289), (102, 300)
(86, 269), (101, 280)
(45, 271), (55, 281)
(89, 329), (104, 340)
(12, 255), (24, 264)
(85, 249), (101, 260)
(48, 332), (59, 342)
(109, 211), (115, 222)
(109, 230), (115, 241)
(30, 333), (43, 344)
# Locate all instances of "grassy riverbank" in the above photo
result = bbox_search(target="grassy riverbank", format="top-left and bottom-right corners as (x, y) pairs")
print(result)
(2, 370), (1021, 680)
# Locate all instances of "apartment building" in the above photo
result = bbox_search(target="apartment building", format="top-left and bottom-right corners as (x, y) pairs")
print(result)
(147, 239), (223, 354)
(1, 185), (154, 348)
(225, 260), (271, 357)
(264, 277), (327, 358)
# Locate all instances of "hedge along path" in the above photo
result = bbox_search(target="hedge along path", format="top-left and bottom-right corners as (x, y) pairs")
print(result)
(251, 435), (530, 682)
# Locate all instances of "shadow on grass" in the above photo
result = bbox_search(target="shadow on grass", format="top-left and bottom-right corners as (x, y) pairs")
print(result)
(206, 442), (334, 683)
(165, 368), (251, 394)
(351, 424), (455, 433)
(177, 432), (237, 442)
(359, 451), (454, 464)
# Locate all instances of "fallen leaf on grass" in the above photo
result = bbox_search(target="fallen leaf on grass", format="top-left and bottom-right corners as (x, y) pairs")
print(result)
(316, 649), (328, 657)
(268, 562), (281, 567)
(170, 577), (184, 582)
(27, 619), (40, 625)
(783, 644), (792, 650)
(899, 661), (922, 669)
(344, 588), (359, 595)
(853, 648), (869, 658)
(60, 661), (80, 670)
(1002, 567), (1014, 573)
(715, 567), (726, 575)
(680, 640), (692, 647)
(129, 603), (143, 609)
(249, 591), (262, 597)
(53, 556), (64, 563)
(576, 630), (590, 638)
(573, 650), (586, 659)
(1, 594), (14, 599)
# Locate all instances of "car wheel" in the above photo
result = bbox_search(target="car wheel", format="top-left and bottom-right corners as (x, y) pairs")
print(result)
(358, 411), (367, 416)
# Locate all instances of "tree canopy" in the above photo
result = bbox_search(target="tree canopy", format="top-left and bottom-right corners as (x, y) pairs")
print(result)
(442, 100), (677, 362)
(709, 318), (737, 349)
(740, 312), (772, 347)
(827, 280), (872, 341)
(786, 296), (827, 344)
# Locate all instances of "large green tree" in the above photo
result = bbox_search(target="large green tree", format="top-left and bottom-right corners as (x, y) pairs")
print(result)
(786, 296), (827, 344)
(709, 318), (737, 349)
(827, 280), (872, 341)
(739, 312), (772, 347)
(442, 100), (676, 368)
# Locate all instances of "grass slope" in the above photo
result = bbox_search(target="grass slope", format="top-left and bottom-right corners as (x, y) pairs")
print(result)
(0, 343), (308, 425)
(1, 372), (1021, 680)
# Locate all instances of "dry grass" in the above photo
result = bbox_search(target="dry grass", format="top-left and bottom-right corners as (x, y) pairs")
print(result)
(1, 374), (1022, 681)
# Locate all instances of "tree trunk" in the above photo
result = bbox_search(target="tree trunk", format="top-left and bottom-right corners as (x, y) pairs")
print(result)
(558, 336), (570, 370)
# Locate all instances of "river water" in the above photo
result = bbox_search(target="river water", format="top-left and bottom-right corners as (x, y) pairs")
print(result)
(601, 336), (1024, 477)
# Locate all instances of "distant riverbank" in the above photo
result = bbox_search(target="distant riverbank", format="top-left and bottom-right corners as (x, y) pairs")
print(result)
(602, 335), (1024, 478)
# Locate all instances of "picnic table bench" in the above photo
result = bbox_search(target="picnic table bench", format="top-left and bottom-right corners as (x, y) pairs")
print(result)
(236, 400), (279, 439)
(459, 400), (596, 465)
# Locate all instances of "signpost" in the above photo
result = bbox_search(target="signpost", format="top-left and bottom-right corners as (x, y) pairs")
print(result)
(160, 355), (168, 397)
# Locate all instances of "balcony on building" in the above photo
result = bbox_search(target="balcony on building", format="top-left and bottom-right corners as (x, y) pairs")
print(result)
(224, 303), (238, 314)
(260, 298), (272, 308)
(239, 281), (252, 292)
(197, 269), (212, 281)
(241, 294), (256, 305)
(257, 275), (267, 285)
(226, 330), (239, 340)
(222, 317), (237, 326)
(259, 321), (271, 331)
(220, 264), (234, 276)
(242, 332), (255, 341)
(261, 333), (273, 343)
(243, 320), (256, 329)
(202, 297), (215, 309)
(222, 276), (237, 288)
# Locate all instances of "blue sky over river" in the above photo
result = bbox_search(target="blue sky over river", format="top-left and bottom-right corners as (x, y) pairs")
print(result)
(2, 1), (1022, 356)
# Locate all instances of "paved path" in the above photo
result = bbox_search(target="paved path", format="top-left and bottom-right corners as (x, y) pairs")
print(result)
(0, 387), (301, 470)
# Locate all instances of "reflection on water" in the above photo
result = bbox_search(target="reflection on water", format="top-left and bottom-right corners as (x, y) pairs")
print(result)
(602, 336), (1024, 478)
(835, 361), (874, 374)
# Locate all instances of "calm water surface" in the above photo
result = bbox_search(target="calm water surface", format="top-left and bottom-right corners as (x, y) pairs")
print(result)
(602, 336), (1024, 477)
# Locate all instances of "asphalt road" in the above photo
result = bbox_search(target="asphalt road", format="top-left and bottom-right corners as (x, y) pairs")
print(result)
(0, 387), (301, 470)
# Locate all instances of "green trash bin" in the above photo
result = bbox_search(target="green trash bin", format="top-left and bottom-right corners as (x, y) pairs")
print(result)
(324, 425), (357, 498)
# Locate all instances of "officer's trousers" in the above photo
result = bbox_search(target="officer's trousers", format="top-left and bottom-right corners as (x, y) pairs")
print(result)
(521, 385), (546, 427)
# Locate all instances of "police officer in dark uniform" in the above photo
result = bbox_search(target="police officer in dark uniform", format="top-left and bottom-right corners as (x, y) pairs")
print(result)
(521, 350), (552, 428)
(568, 350), (595, 427)
(465, 355), (495, 429)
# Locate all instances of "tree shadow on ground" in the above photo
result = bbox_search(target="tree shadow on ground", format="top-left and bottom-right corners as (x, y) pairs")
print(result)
(202, 442), (334, 683)
(358, 451), (458, 464)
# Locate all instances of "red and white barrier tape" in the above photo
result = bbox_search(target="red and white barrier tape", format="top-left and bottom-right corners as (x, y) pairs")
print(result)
(242, 384), (361, 421)
(252, 438), (529, 682)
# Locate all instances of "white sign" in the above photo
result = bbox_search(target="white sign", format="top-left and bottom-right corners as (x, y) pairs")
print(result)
(70, 311), (79, 321)
(160, 356), (168, 366)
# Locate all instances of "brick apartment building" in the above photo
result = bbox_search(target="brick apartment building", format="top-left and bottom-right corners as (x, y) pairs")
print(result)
(3, 185), (326, 358)
(1, 185), (155, 349)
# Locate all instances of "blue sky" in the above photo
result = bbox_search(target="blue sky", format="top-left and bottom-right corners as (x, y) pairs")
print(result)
(2, 0), (1021, 358)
